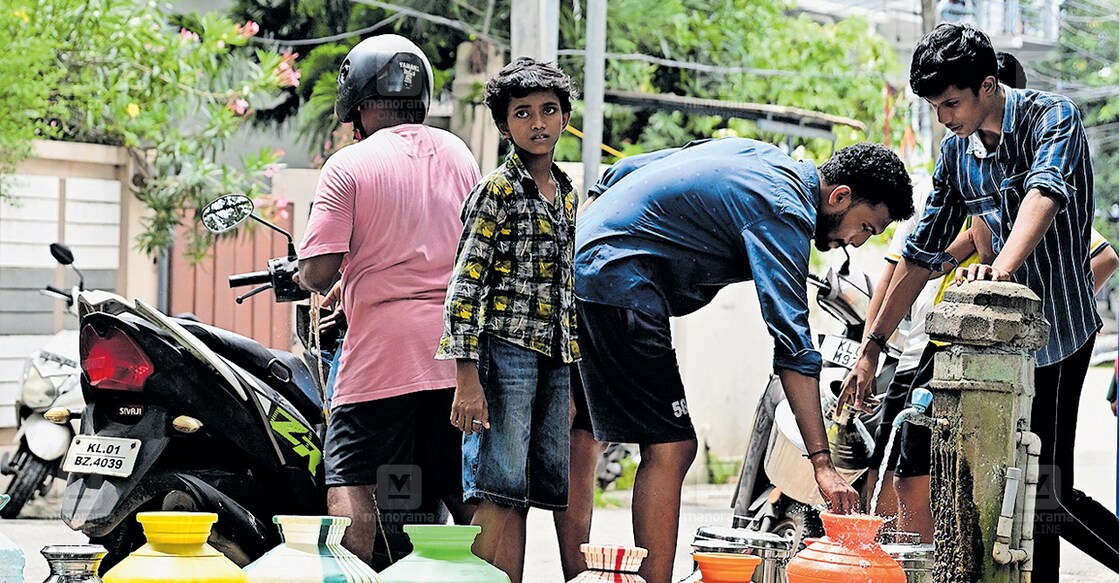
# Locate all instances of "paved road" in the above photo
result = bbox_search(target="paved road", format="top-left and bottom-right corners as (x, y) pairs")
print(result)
(2, 368), (1116, 582)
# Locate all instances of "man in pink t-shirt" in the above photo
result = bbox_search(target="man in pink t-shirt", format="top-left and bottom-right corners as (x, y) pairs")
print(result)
(296, 35), (481, 568)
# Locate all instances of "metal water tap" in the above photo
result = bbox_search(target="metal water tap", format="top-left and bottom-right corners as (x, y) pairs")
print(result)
(892, 388), (949, 429)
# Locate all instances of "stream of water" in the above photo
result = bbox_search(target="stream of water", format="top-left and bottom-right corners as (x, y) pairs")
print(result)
(869, 423), (902, 517)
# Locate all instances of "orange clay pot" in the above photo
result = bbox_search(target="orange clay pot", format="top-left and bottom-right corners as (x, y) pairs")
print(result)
(692, 552), (761, 583)
(785, 512), (905, 583)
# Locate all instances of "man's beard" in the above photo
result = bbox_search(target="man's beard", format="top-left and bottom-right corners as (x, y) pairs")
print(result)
(814, 207), (848, 252)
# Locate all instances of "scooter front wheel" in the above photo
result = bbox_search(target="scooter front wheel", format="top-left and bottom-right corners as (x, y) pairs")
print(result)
(1, 447), (54, 519)
(771, 500), (823, 552)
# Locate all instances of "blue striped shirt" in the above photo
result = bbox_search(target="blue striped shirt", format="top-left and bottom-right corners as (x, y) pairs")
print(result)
(903, 87), (1099, 366)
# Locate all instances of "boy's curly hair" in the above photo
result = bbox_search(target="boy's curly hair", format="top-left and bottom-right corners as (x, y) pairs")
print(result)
(819, 143), (915, 221)
(483, 57), (576, 123)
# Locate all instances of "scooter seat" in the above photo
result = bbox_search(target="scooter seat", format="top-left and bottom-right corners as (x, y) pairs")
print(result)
(177, 321), (323, 424)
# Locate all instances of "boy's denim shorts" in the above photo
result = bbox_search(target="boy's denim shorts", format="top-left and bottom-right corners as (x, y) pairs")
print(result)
(463, 334), (571, 510)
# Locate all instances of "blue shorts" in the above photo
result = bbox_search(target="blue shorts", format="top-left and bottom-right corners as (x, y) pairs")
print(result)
(463, 334), (571, 510)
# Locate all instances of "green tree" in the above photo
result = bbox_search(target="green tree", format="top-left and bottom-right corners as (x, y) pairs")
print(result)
(231, 0), (900, 165)
(555, 0), (901, 164)
(1037, 0), (1119, 242)
(230, 0), (485, 154)
(0, 6), (63, 198)
(0, 0), (297, 258)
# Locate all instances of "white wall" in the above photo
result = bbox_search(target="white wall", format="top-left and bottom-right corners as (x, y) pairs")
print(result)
(673, 282), (772, 482)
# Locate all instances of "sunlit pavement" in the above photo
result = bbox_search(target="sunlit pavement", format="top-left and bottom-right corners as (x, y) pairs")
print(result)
(2, 367), (1116, 582)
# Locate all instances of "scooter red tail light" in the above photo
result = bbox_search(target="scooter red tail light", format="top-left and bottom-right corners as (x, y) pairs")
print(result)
(80, 323), (154, 392)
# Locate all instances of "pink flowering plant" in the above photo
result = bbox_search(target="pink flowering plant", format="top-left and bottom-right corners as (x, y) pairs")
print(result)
(0, 0), (300, 258)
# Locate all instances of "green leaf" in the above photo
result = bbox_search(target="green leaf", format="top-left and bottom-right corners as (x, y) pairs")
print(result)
(0, 0), (295, 254)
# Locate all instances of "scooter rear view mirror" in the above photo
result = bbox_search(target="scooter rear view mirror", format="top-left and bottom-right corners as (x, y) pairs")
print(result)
(201, 194), (255, 234)
(50, 243), (74, 266)
(49, 242), (85, 291)
(201, 194), (298, 259)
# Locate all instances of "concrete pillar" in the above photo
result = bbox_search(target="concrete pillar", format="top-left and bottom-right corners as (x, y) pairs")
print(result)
(580, 0), (606, 197)
(450, 41), (502, 173)
(510, 0), (559, 62)
(924, 281), (1049, 583)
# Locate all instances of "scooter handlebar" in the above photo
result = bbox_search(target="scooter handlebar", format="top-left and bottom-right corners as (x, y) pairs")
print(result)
(44, 284), (70, 298)
(228, 271), (271, 288)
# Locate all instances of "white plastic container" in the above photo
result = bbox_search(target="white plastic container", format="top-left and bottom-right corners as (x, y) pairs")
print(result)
(0, 495), (26, 582)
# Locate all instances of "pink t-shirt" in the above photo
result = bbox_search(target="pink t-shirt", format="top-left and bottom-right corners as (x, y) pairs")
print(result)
(299, 124), (480, 406)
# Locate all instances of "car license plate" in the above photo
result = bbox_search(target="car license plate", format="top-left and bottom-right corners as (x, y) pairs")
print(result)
(820, 335), (860, 369)
(62, 436), (141, 478)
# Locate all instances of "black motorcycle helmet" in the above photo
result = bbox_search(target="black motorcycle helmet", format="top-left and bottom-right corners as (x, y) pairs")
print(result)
(336, 34), (434, 137)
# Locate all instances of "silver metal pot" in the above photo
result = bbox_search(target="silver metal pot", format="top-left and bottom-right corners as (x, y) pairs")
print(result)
(764, 400), (868, 505)
(693, 526), (793, 583)
(881, 542), (935, 583)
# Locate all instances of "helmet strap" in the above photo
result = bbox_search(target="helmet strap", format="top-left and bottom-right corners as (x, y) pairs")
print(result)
(351, 110), (369, 141)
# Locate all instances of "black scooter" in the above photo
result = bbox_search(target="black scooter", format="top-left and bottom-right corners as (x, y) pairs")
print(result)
(57, 194), (325, 572)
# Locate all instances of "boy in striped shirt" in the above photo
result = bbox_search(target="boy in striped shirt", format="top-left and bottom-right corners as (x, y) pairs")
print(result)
(840, 23), (1119, 576)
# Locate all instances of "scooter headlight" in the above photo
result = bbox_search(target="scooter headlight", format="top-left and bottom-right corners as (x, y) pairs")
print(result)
(21, 364), (58, 409)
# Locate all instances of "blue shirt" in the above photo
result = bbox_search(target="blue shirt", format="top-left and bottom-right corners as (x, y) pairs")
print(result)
(903, 87), (1099, 366)
(575, 138), (823, 377)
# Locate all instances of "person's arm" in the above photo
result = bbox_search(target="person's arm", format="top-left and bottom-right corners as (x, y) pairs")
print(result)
(452, 360), (490, 434)
(838, 258), (932, 414)
(969, 219), (995, 264)
(1089, 231), (1117, 295)
(741, 212), (859, 512)
(296, 159), (356, 293)
(437, 177), (506, 434)
(779, 368), (860, 513)
(937, 225), (979, 276)
(867, 209), (917, 334)
(318, 281), (345, 332)
(840, 156), (966, 412)
(1092, 246), (1118, 295)
(957, 191), (1059, 282)
(865, 261), (897, 342)
(297, 254), (343, 294)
